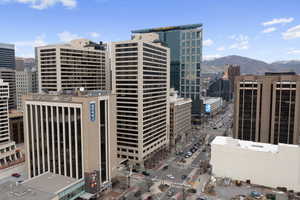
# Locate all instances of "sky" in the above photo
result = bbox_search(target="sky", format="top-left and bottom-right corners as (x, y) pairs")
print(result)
(0, 0), (300, 63)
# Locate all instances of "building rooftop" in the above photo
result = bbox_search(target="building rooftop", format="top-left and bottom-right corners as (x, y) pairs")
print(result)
(0, 43), (14, 50)
(24, 172), (78, 194)
(203, 97), (222, 105)
(212, 136), (282, 153)
(132, 23), (202, 33)
(25, 90), (111, 103)
(0, 181), (55, 200)
(265, 71), (296, 76)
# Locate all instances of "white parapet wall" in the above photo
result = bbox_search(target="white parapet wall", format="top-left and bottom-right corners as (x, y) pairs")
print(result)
(210, 136), (300, 191)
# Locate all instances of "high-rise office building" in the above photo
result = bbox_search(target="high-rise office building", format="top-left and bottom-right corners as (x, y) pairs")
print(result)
(0, 79), (24, 169)
(132, 24), (203, 115)
(0, 43), (15, 69)
(36, 39), (108, 93)
(0, 68), (16, 109)
(16, 68), (38, 111)
(112, 37), (170, 166)
(23, 91), (117, 194)
(233, 72), (300, 144)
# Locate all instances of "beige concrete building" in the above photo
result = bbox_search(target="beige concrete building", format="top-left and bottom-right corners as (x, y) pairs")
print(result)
(234, 72), (300, 144)
(111, 37), (170, 166)
(23, 91), (117, 195)
(36, 39), (108, 93)
(169, 89), (192, 151)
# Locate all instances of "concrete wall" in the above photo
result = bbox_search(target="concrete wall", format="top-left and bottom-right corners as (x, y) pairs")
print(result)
(211, 137), (300, 191)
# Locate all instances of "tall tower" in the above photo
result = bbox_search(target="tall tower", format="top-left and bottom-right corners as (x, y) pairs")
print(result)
(132, 24), (203, 116)
(112, 37), (170, 165)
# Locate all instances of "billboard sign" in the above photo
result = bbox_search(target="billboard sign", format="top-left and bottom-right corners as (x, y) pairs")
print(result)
(89, 101), (96, 122)
(205, 104), (211, 113)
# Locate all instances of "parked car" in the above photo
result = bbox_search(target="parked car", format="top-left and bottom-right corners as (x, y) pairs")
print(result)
(181, 175), (187, 180)
(142, 171), (150, 176)
(11, 173), (21, 178)
(162, 165), (168, 170)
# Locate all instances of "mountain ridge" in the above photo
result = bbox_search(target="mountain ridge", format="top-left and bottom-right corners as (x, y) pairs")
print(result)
(202, 55), (300, 74)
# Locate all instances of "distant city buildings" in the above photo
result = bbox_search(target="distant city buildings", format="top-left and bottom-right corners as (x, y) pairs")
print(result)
(169, 89), (192, 151)
(0, 68), (16, 109)
(233, 72), (300, 144)
(112, 36), (170, 166)
(16, 68), (38, 110)
(207, 78), (231, 101)
(16, 57), (35, 71)
(211, 136), (300, 192)
(224, 64), (240, 99)
(0, 43), (15, 69)
(132, 24), (203, 116)
(36, 39), (108, 93)
(23, 91), (117, 195)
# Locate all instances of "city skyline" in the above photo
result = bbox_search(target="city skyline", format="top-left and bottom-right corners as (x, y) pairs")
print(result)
(0, 0), (299, 62)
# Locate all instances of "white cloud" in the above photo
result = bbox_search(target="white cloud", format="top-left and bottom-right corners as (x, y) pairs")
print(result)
(282, 25), (300, 40)
(287, 49), (300, 55)
(229, 34), (249, 50)
(58, 31), (79, 42)
(203, 54), (221, 61)
(89, 32), (100, 38)
(15, 34), (46, 47)
(262, 17), (294, 26)
(262, 27), (277, 33)
(216, 46), (225, 51)
(203, 39), (214, 47)
(14, 34), (47, 57)
(0, 0), (77, 9)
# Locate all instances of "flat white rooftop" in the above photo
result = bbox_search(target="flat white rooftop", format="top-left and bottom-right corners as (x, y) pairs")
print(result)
(212, 136), (280, 153)
(203, 97), (222, 105)
(0, 181), (55, 200)
(24, 172), (78, 194)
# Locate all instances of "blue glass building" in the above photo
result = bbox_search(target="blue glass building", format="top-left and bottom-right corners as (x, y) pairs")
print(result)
(132, 24), (203, 115)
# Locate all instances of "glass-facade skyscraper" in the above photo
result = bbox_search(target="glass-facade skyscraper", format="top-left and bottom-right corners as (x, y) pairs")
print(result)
(132, 24), (203, 115)
(0, 43), (15, 68)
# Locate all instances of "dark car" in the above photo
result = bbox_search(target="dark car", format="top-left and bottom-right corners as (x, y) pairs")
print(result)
(11, 173), (21, 178)
(181, 175), (187, 180)
(162, 165), (168, 170)
(142, 171), (150, 176)
(132, 168), (139, 173)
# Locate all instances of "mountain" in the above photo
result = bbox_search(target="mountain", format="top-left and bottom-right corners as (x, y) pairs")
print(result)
(203, 55), (278, 74)
(271, 60), (300, 74)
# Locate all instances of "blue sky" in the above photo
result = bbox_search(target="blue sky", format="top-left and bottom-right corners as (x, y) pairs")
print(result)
(0, 0), (300, 62)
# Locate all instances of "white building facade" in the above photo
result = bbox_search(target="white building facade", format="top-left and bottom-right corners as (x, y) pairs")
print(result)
(0, 79), (24, 169)
(211, 136), (300, 192)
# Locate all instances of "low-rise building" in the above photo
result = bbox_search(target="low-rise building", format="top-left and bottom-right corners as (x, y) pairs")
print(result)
(0, 172), (85, 200)
(169, 89), (192, 151)
(211, 136), (300, 192)
(202, 97), (223, 116)
(23, 91), (117, 197)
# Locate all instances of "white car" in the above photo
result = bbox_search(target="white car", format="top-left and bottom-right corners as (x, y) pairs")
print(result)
(167, 174), (175, 179)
